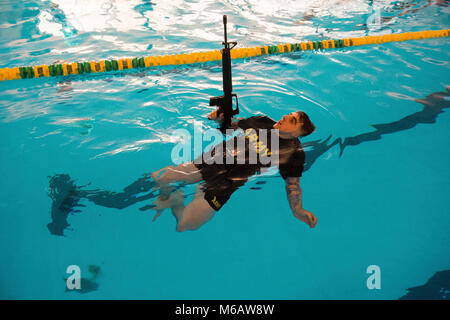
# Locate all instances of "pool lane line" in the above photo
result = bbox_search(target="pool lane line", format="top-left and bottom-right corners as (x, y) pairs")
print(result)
(0, 29), (448, 82)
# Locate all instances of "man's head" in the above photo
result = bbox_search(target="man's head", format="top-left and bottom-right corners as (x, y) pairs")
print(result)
(273, 111), (316, 138)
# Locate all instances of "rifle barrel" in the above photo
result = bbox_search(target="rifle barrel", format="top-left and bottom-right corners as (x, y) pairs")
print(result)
(223, 15), (228, 47)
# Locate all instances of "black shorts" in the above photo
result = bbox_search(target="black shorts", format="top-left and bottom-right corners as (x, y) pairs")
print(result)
(194, 162), (257, 211)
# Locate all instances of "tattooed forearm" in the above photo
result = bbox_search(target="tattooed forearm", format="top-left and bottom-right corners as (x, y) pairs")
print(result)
(284, 177), (318, 228)
(285, 177), (303, 215)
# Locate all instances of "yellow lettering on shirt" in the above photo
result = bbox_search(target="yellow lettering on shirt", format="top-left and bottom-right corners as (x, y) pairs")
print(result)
(211, 196), (221, 208)
(243, 129), (272, 159)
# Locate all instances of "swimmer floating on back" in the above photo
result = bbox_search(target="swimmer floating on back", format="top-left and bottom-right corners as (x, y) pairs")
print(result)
(47, 87), (450, 236)
(150, 109), (317, 232)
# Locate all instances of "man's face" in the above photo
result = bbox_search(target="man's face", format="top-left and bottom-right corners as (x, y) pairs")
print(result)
(274, 112), (302, 136)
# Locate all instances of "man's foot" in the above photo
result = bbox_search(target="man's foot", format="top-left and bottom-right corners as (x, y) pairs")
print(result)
(157, 183), (175, 201)
(151, 189), (184, 222)
(169, 190), (184, 208)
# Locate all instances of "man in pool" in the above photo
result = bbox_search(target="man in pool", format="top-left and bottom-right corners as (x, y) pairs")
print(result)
(150, 109), (318, 232)
(46, 87), (450, 236)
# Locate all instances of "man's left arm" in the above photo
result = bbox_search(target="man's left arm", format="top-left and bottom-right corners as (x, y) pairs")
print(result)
(207, 108), (243, 130)
(285, 177), (317, 228)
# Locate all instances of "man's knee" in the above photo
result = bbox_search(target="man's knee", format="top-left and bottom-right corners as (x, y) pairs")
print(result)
(176, 223), (192, 232)
(176, 221), (201, 232)
(176, 210), (205, 232)
(175, 204), (214, 232)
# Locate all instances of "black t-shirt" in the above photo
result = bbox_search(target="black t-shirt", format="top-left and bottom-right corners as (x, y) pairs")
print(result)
(195, 115), (305, 211)
(204, 115), (305, 180)
(236, 115), (305, 179)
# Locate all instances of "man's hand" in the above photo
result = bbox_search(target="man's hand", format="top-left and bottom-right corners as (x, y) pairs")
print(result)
(208, 109), (242, 131)
(207, 109), (224, 121)
(294, 208), (318, 228)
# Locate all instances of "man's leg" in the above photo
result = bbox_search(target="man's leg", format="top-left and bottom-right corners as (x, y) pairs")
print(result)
(151, 162), (203, 204)
(151, 162), (211, 223)
(152, 162), (202, 184)
(168, 186), (216, 232)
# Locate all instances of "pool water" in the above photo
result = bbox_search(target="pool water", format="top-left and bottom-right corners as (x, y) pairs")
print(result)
(0, 0), (449, 299)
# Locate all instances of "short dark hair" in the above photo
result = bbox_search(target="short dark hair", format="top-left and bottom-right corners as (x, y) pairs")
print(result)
(296, 111), (316, 137)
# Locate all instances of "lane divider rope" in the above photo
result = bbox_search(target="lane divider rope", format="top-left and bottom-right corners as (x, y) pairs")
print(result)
(0, 29), (448, 81)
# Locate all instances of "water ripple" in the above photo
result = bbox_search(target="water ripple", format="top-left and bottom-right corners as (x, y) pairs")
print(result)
(0, 0), (448, 163)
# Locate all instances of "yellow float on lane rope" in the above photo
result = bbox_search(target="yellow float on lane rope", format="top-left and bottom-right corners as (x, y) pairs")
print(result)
(1, 29), (448, 81)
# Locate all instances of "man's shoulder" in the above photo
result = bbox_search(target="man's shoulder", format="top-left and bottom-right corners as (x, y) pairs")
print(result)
(248, 115), (275, 122)
(237, 115), (275, 129)
(295, 139), (305, 154)
(286, 138), (305, 159)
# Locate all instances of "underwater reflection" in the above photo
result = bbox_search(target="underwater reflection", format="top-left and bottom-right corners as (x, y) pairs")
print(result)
(304, 86), (450, 171)
(399, 269), (450, 300)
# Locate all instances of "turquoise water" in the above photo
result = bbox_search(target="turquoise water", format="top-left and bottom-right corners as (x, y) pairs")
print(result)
(0, 0), (449, 299)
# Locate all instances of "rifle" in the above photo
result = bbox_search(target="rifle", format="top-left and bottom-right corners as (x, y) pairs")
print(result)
(209, 15), (239, 133)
